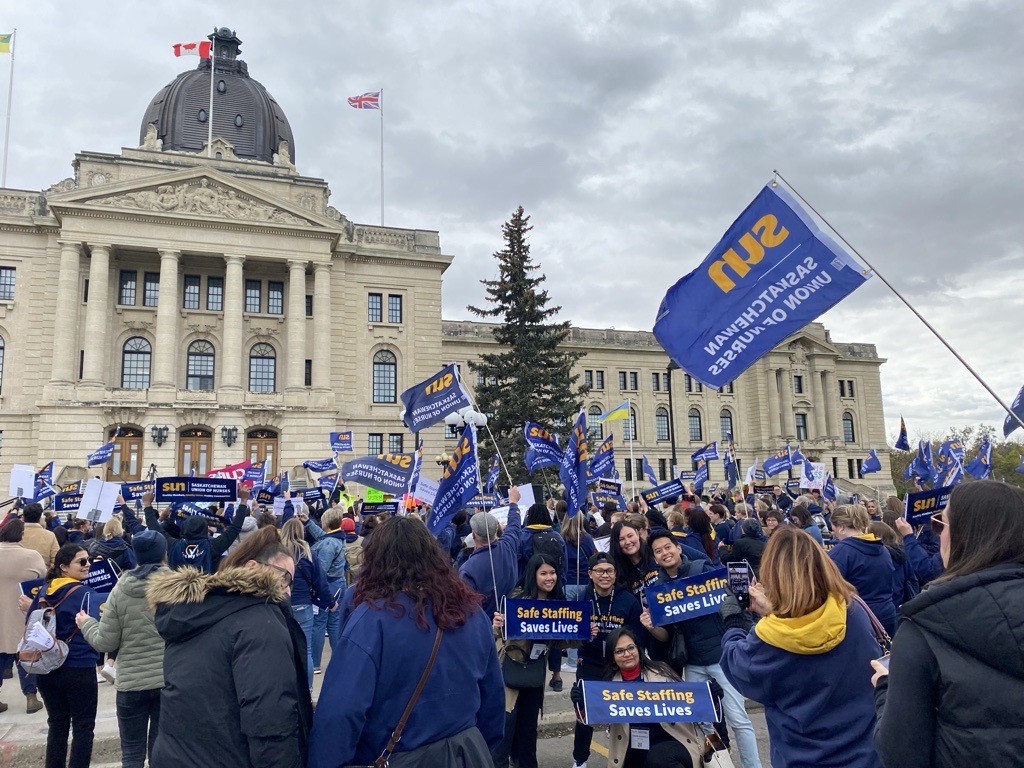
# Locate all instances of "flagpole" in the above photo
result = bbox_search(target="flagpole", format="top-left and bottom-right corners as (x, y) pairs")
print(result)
(207, 31), (216, 157)
(628, 397), (636, 499)
(2, 29), (16, 187)
(774, 170), (1024, 434)
(379, 87), (384, 226)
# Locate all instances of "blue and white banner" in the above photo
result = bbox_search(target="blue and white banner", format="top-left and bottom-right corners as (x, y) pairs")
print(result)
(318, 472), (341, 495)
(524, 422), (563, 472)
(691, 442), (719, 463)
(578, 681), (719, 725)
(484, 454), (501, 494)
(762, 444), (803, 477)
(1003, 383), (1024, 438)
(504, 598), (592, 640)
(965, 438), (993, 480)
(861, 449), (882, 475)
(591, 490), (627, 511)
(303, 457), (339, 473)
(466, 493), (499, 509)
(559, 410), (589, 517)
(54, 490), (83, 512)
(653, 184), (869, 388)
(297, 487), (325, 503)
(588, 435), (615, 482)
(694, 459), (708, 491)
(120, 481), (154, 501)
(426, 424), (480, 535)
(242, 461), (267, 486)
(330, 431), (354, 453)
(905, 485), (954, 526)
(644, 568), (729, 626)
(155, 476), (237, 503)
(23, 558), (120, 601)
(31, 462), (56, 502)
(641, 478), (685, 506)
(895, 416), (910, 451)
(341, 453), (417, 496)
(823, 473), (837, 502)
(641, 455), (658, 486)
(87, 440), (115, 467)
(361, 501), (401, 515)
(400, 364), (473, 433)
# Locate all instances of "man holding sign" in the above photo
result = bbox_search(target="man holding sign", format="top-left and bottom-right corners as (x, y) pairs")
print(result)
(640, 529), (763, 768)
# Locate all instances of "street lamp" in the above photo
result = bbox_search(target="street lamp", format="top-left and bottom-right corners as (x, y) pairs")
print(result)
(150, 425), (169, 447)
(220, 426), (238, 447)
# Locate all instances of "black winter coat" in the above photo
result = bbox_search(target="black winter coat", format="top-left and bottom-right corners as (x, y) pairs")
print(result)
(874, 563), (1024, 768)
(148, 566), (313, 768)
(721, 534), (766, 577)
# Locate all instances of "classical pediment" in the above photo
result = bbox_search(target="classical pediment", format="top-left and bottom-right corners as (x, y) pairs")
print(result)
(46, 167), (343, 235)
(780, 331), (841, 359)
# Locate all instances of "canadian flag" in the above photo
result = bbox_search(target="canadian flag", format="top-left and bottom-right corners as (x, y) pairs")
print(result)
(172, 41), (212, 58)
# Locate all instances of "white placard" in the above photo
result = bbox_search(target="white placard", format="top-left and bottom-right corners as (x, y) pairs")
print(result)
(515, 484), (536, 509)
(9, 464), (35, 498)
(273, 496), (288, 516)
(79, 479), (121, 524)
(488, 506), (510, 528)
(413, 477), (439, 506)
(800, 462), (826, 490)
(594, 536), (611, 553)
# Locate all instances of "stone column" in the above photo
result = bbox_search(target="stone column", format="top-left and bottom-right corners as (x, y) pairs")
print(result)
(810, 359), (828, 439)
(222, 254), (245, 392)
(766, 367), (780, 440)
(822, 370), (838, 438)
(81, 243), (112, 385)
(286, 260), (307, 390)
(50, 241), (82, 384)
(312, 262), (332, 390)
(151, 249), (180, 393)
(779, 367), (795, 439)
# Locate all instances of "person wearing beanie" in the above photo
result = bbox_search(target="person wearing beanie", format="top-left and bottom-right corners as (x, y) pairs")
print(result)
(77, 528), (169, 768)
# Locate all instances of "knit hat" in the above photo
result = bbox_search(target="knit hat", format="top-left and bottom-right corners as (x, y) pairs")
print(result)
(340, 518), (356, 534)
(132, 529), (167, 565)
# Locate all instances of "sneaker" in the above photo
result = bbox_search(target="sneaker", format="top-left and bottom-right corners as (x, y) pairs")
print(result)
(572, 763), (587, 768)
(561, 661), (575, 672)
(549, 677), (563, 692)
(100, 663), (117, 685)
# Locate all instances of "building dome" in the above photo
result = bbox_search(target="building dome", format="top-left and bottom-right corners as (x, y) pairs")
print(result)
(140, 28), (294, 163)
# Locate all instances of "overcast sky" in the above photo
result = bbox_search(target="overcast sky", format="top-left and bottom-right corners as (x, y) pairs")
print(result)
(6, 1), (1023, 444)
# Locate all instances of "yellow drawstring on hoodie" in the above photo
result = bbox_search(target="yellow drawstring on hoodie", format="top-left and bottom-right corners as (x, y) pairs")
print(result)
(754, 594), (849, 655)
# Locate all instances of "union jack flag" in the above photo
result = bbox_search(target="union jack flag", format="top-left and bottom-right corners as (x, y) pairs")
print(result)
(347, 91), (381, 109)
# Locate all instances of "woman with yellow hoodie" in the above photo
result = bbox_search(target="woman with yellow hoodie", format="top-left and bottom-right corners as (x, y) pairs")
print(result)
(720, 527), (883, 768)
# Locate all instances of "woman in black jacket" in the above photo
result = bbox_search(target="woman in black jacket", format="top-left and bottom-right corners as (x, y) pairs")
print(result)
(721, 518), (766, 577)
(872, 481), (1024, 767)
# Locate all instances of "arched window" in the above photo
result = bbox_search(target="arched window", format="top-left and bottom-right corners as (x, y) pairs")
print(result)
(0, 336), (5, 395)
(688, 408), (703, 442)
(587, 405), (603, 441)
(720, 409), (734, 441)
(655, 407), (670, 441)
(248, 343), (276, 393)
(624, 408), (638, 441)
(843, 412), (856, 443)
(186, 340), (215, 391)
(372, 350), (397, 403)
(121, 337), (151, 389)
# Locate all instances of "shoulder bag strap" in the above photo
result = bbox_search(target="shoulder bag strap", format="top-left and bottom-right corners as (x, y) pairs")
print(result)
(850, 594), (892, 651)
(46, 584), (84, 643)
(375, 627), (443, 767)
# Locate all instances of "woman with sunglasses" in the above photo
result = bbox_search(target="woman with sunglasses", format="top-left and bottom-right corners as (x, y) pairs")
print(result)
(872, 481), (1024, 768)
(18, 543), (102, 768)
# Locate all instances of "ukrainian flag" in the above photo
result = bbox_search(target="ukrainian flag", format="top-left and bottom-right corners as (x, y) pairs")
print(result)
(0, 34), (11, 54)
(600, 401), (630, 422)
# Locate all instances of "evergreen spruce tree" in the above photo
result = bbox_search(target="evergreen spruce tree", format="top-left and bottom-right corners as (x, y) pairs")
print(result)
(468, 206), (588, 480)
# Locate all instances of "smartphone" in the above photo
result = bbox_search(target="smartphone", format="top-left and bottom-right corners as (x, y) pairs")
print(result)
(727, 561), (752, 610)
(876, 653), (891, 670)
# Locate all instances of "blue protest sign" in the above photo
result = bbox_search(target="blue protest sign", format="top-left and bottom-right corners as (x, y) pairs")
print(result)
(644, 568), (729, 626)
(83, 558), (119, 594)
(361, 501), (400, 515)
(591, 491), (627, 511)
(426, 424), (480, 535)
(20, 578), (45, 599)
(654, 184), (869, 388)
(298, 487), (325, 502)
(904, 485), (954, 526)
(588, 435), (615, 482)
(54, 491), (83, 512)
(504, 598), (592, 640)
(121, 481), (154, 501)
(524, 422), (563, 472)
(595, 478), (622, 494)
(579, 681), (719, 725)
(466, 494), (499, 509)
(641, 478), (686, 506)
(341, 453), (417, 496)
(330, 431), (354, 452)
(155, 476), (237, 503)
(242, 461), (267, 486)
(86, 440), (115, 467)
(400, 364), (473, 433)
(303, 457), (338, 473)
(559, 411), (590, 516)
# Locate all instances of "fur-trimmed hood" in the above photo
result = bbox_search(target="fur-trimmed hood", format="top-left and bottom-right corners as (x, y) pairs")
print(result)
(148, 566), (289, 644)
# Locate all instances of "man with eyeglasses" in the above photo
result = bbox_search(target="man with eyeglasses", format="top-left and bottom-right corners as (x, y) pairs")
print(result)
(640, 529), (763, 768)
(569, 552), (643, 768)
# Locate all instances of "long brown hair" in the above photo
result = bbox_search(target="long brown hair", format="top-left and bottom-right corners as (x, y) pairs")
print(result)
(685, 507), (716, 560)
(938, 481), (1024, 582)
(760, 527), (855, 618)
(219, 526), (291, 570)
(354, 515), (481, 630)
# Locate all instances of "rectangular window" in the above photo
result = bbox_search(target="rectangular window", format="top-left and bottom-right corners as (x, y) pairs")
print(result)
(304, 359), (312, 387)
(445, 423), (458, 439)
(117, 270), (136, 306)
(663, 373), (670, 391)
(387, 294), (403, 324)
(584, 370), (593, 388)
(305, 294), (313, 317)
(839, 380), (846, 397)
(595, 371), (605, 390)
(658, 459), (668, 481)
(143, 272), (160, 307)
(695, 381), (703, 393)
(368, 293), (383, 323)
(245, 280), (262, 313)
(652, 372), (660, 391)
(856, 458), (864, 478)
(848, 458), (856, 479)
(847, 380), (855, 398)
(0, 266), (14, 300)
(368, 434), (383, 455)
(83, 278), (89, 303)
(684, 374), (693, 393)
(624, 459), (633, 481)
(725, 382), (734, 394)
(618, 371), (627, 390)
(267, 281), (284, 315)
(795, 413), (808, 442)
(635, 459), (643, 480)
(389, 433), (404, 454)
(206, 276), (223, 311)
(793, 375), (804, 395)
(183, 275), (201, 309)
(629, 371), (638, 391)
(832, 456), (839, 477)
(79, 350), (84, 380)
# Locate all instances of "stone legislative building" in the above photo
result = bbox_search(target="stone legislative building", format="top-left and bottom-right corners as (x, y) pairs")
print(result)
(0, 29), (894, 497)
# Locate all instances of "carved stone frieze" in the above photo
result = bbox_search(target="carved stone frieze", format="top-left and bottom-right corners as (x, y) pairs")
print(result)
(355, 227), (414, 251)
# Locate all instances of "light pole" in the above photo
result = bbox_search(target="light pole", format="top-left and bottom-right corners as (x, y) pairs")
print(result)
(666, 361), (679, 474)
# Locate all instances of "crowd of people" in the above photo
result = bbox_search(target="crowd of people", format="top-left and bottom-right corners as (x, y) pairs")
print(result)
(0, 472), (1022, 768)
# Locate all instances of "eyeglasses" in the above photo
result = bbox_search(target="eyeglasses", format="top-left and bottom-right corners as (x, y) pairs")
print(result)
(614, 644), (638, 657)
(267, 563), (293, 587)
(930, 512), (948, 534)
(590, 568), (615, 576)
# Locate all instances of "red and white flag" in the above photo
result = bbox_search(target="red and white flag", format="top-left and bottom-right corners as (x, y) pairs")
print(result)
(172, 41), (212, 58)
(348, 91), (381, 109)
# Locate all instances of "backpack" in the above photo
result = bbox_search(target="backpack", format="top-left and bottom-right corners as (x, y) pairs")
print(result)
(345, 539), (364, 585)
(531, 529), (564, 573)
(17, 584), (82, 675)
(168, 538), (213, 573)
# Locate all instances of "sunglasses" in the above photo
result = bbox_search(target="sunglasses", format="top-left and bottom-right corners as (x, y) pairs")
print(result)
(73, 557), (90, 566)
(930, 512), (948, 534)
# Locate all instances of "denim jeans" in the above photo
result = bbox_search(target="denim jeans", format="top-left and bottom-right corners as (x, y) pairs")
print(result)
(0, 651), (37, 694)
(291, 603), (315, 688)
(35, 665), (98, 768)
(116, 688), (160, 768)
(685, 662), (762, 768)
(563, 584), (587, 668)
(311, 605), (342, 669)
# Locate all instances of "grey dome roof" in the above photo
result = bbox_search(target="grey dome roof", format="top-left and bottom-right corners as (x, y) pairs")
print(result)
(140, 28), (294, 163)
